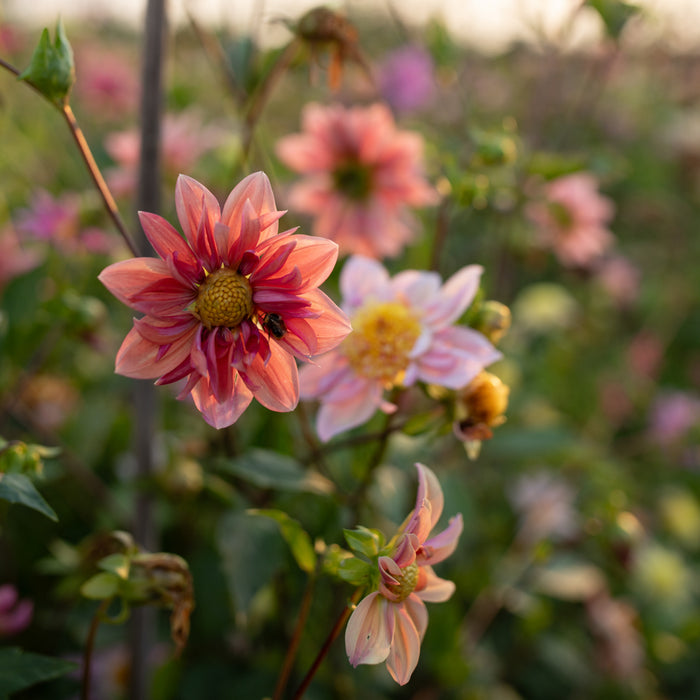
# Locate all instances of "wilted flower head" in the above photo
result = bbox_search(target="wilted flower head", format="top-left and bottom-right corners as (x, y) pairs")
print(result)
(0, 584), (33, 637)
(99, 172), (351, 428)
(0, 225), (42, 291)
(525, 172), (615, 268)
(105, 111), (226, 197)
(345, 463), (463, 685)
(300, 256), (501, 441)
(276, 103), (438, 259)
(378, 45), (436, 114)
(508, 471), (579, 543)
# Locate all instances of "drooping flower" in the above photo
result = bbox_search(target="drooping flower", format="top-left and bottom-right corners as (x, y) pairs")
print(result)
(300, 256), (501, 441)
(99, 172), (351, 428)
(0, 585), (33, 637)
(345, 463), (463, 685)
(525, 172), (615, 268)
(378, 45), (436, 115)
(276, 103), (439, 259)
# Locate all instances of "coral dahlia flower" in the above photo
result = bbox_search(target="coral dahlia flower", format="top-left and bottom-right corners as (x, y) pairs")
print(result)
(525, 172), (615, 268)
(299, 256), (502, 441)
(345, 463), (463, 685)
(99, 172), (351, 428)
(275, 103), (438, 259)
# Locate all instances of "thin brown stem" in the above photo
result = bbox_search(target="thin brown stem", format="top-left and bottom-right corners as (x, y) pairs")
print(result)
(81, 599), (109, 700)
(291, 588), (363, 700)
(272, 574), (316, 700)
(61, 105), (138, 256)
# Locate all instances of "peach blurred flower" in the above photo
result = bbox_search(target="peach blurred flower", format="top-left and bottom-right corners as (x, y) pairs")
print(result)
(526, 172), (615, 268)
(99, 172), (351, 428)
(300, 256), (501, 440)
(0, 225), (42, 291)
(345, 463), (462, 685)
(276, 103), (438, 259)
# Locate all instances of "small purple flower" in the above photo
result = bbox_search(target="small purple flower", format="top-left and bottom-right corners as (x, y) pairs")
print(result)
(650, 391), (700, 444)
(0, 584), (33, 637)
(378, 45), (436, 115)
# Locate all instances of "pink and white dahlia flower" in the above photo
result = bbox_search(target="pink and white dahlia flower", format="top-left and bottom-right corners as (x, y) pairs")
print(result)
(300, 256), (502, 440)
(99, 172), (351, 428)
(275, 103), (438, 259)
(345, 463), (463, 685)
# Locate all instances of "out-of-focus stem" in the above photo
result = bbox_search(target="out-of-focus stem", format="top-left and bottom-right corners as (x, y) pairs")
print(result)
(272, 573), (316, 700)
(128, 1), (166, 698)
(291, 587), (363, 700)
(81, 599), (109, 700)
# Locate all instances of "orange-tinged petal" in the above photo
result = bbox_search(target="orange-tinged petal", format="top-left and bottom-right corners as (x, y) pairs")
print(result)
(175, 174), (221, 251)
(137, 211), (195, 265)
(221, 171), (278, 239)
(345, 592), (393, 667)
(385, 604), (422, 685)
(190, 374), (254, 429)
(418, 514), (463, 566)
(242, 339), (299, 412)
(415, 565), (456, 603)
(115, 322), (198, 380)
(415, 463), (444, 531)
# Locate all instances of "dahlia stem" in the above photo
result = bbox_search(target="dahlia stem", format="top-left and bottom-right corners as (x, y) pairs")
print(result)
(81, 599), (109, 700)
(0, 55), (138, 256)
(272, 573), (316, 700)
(291, 587), (363, 700)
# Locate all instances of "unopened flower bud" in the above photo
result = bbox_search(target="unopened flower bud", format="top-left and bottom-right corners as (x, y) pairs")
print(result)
(454, 371), (509, 449)
(473, 300), (511, 344)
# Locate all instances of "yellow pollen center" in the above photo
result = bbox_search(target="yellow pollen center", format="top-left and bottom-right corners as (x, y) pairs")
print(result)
(388, 562), (419, 603)
(344, 301), (422, 385)
(194, 268), (253, 329)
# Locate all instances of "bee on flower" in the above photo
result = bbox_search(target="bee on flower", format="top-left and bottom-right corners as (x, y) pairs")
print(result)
(99, 172), (351, 428)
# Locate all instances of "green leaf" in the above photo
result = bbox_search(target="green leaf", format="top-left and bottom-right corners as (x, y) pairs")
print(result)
(217, 449), (334, 495)
(248, 509), (316, 573)
(97, 553), (131, 579)
(587, 0), (639, 39)
(0, 472), (57, 521)
(0, 647), (76, 698)
(18, 20), (75, 107)
(337, 557), (372, 586)
(343, 527), (383, 559)
(80, 572), (119, 600)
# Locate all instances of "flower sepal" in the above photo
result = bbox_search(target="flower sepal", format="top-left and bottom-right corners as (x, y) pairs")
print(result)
(343, 526), (385, 559)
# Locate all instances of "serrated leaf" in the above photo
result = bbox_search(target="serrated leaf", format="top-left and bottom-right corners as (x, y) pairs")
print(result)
(18, 20), (75, 107)
(0, 647), (76, 697)
(80, 572), (119, 600)
(0, 472), (57, 521)
(217, 449), (334, 495)
(248, 509), (316, 573)
(343, 527), (382, 558)
(337, 557), (371, 586)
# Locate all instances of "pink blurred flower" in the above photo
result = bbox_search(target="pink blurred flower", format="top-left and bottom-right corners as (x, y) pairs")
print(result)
(378, 45), (436, 114)
(525, 173), (615, 268)
(15, 190), (114, 255)
(105, 111), (226, 197)
(99, 172), (351, 428)
(649, 391), (700, 445)
(300, 256), (501, 441)
(345, 463), (463, 685)
(276, 103), (438, 259)
(0, 585), (33, 637)
(73, 44), (139, 118)
(0, 225), (42, 290)
(594, 255), (640, 307)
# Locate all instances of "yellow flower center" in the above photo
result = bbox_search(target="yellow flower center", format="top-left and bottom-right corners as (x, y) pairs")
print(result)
(193, 268), (253, 329)
(344, 301), (422, 385)
(387, 562), (419, 603)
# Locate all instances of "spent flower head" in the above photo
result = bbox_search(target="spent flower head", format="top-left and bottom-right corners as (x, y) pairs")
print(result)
(300, 256), (501, 441)
(99, 172), (351, 428)
(276, 103), (438, 259)
(344, 463), (463, 685)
